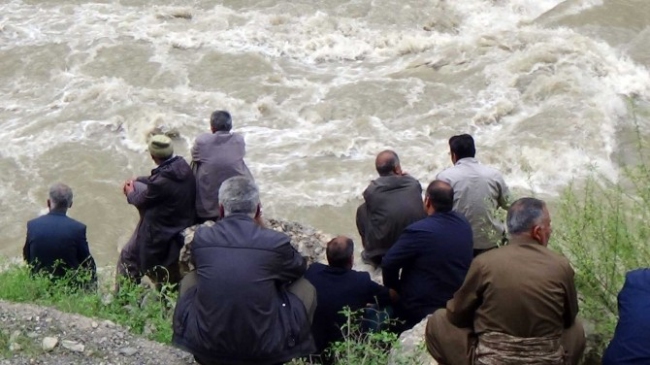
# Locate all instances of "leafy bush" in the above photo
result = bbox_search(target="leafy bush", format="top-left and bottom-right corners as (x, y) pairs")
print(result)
(553, 162), (650, 350)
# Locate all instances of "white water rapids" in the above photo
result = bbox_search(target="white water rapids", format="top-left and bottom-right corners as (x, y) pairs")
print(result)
(2, 0), (650, 264)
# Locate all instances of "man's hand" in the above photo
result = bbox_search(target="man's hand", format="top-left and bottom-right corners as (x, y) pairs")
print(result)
(123, 180), (135, 196)
(389, 289), (400, 303)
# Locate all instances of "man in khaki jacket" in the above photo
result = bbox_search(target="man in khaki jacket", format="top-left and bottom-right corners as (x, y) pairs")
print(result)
(425, 197), (585, 365)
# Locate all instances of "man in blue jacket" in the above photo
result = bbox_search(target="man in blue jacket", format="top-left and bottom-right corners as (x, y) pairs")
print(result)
(23, 183), (96, 285)
(382, 180), (473, 332)
(305, 236), (391, 355)
(603, 269), (650, 365)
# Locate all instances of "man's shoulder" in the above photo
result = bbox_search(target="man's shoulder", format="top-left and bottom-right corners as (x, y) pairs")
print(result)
(194, 132), (214, 144)
(27, 214), (85, 231)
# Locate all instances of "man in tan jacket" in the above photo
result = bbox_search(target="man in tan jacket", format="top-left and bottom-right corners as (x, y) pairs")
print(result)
(425, 197), (585, 365)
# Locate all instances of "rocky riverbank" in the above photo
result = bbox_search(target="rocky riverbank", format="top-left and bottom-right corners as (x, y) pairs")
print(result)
(0, 300), (193, 365)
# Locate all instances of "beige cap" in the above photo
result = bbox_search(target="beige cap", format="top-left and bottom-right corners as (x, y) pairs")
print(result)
(148, 135), (173, 158)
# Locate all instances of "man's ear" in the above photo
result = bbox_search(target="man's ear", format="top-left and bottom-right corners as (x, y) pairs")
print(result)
(47, 199), (51, 210)
(219, 205), (225, 219)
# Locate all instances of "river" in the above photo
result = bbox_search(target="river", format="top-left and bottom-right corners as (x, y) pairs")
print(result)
(1, 0), (650, 266)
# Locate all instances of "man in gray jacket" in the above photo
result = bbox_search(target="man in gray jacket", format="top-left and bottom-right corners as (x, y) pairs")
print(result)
(192, 110), (254, 223)
(173, 176), (316, 365)
(437, 134), (510, 256)
(356, 150), (426, 267)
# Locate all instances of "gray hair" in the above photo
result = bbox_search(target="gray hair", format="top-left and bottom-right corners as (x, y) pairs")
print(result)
(49, 183), (73, 210)
(218, 176), (260, 217)
(210, 110), (233, 132)
(375, 150), (400, 176)
(506, 197), (546, 235)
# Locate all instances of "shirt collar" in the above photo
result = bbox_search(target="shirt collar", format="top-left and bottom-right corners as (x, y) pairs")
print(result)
(455, 157), (479, 166)
(508, 235), (543, 247)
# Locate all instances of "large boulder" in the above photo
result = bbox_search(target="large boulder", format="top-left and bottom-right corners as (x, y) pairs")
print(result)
(389, 317), (437, 365)
(179, 218), (331, 275)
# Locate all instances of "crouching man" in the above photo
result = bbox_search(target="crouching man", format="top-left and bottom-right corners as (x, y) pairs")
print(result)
(172, 176), (316, 365)
(425, 198), (586, 365)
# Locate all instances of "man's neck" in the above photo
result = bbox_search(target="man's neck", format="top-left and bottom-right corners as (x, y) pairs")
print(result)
(49, 208), (67, 215)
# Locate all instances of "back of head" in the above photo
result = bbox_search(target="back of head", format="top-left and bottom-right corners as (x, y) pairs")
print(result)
(507, 197), (545, 235)
(218, 176), (259, 218)
(326, 236), (354, 268)
(449, 134), (476, 160)
(426, 180), (454, 213)
(148, 134), (174, 160)
(210, 110), (233, 132)
(375, 150), (400, 176)
(49, 183), (73, 211)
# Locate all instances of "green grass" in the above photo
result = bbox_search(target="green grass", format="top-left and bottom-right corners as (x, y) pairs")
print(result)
(0, 265), (176, 344)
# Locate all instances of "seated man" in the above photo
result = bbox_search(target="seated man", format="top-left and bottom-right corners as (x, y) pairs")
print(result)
(603, 269), (650, 365)
(117, 135), (196, 288)
(426, 197), (586, 365)
(172, 176), (316, 365)
(305, 236), (391, 355)
(382, 180), (473, 332)
(23, 183), (96, 286)
(192, 110), (254, 223)
(356, 150), (426, 267)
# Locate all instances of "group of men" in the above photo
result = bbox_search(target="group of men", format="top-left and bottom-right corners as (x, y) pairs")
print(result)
(21, 111), (649, 365)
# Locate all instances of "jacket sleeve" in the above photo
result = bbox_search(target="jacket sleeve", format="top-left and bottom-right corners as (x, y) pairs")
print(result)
(191, 139), (201, 163)
(496, 174), (511, 210)
(131, 179), (166, 210)
(76, 225), (92, 263)
(23, 224), (30, 263)
(563, 262), (579, 328)
(446, 259), (485, 328)
(276, 241), (307, 285)
(381, 229), (419, 291)
(364, 273), (391, 307)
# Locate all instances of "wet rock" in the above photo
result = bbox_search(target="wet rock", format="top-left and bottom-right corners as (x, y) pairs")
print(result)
(62, 340), (85, 352)
(42, 337), (58, 351)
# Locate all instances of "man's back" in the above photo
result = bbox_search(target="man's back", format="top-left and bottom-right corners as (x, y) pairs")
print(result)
(173, 214), (313, 365)
(360, 175), (426, 260)
(138, 156), (196, 271)
(304, 263), (389, 353)
(603, 269), (650, 365)
(437, 158), (509, 250)
(382, 212), (473, 326)
(192, 132), (253, 219)
(24, 212), (89, 277)
(447, 238), (577, 338)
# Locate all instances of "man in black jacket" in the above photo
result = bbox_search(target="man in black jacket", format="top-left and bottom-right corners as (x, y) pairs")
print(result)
(305, 236), (391, 355)
(117, 135), (196, 288)
(382, 180), (473, 332)
(356, 150), (426, 267)
(173, 176), (316, 365)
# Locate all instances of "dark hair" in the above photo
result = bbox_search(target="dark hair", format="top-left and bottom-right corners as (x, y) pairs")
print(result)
(375, 150), (400, 176)
(326, 237), (354, 268)
(426, 180), (454, 213)
(507, 197), (546, 234)
(210, 110), (233, 132)
(449, 134), (476, 160)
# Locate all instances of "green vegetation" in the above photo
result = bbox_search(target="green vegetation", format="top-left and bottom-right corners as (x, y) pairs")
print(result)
(0, 265), (176, 344)
(290, 308), (427, 365)
(553, 136), (650, 353)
